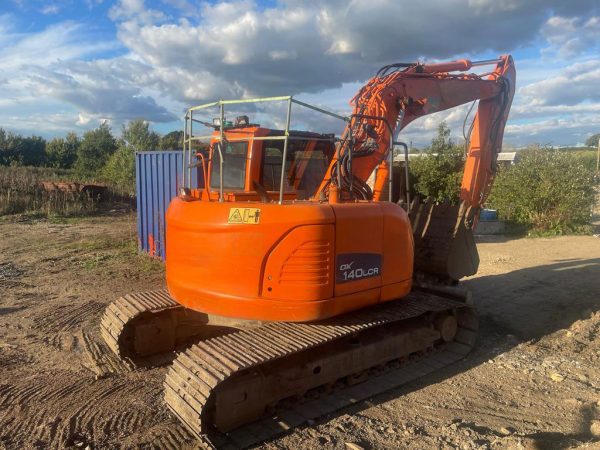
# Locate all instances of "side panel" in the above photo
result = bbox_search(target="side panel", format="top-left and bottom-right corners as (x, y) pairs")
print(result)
(262, 225), (335, 301)
(331, 202), (412, 301)
(166, 200), (336, 319)
(332, 203), (383, 297)
(380, 201), (414, 301)
(165, 198), (412, 321)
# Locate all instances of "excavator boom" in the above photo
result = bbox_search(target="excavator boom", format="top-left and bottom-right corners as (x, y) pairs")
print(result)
(318, 55), (515, 209)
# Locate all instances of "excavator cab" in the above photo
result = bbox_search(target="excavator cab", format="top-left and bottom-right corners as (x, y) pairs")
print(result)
(195, 126), (335, 202)
(166, 99), (415, 322)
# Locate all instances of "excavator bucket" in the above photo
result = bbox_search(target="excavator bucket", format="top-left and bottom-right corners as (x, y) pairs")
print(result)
(409, 199), (479, 280)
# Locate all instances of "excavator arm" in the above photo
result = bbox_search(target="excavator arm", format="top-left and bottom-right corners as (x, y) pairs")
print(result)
(317, 55), (515, 208)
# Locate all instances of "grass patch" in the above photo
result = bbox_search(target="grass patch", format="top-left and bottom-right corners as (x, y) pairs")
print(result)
(0, 166), (133, 217)
(46, 215), (92, 225)
(73, 235), (164, 276)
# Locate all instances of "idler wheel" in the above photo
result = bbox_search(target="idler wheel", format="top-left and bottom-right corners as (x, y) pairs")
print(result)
(434, 314), (458, 342)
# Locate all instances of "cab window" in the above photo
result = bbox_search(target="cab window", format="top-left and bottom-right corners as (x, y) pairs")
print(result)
(210, 141), (248, 190)
(260, 139), (333, 199)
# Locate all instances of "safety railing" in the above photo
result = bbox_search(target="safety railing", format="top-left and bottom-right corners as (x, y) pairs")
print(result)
(182, 96), (347, 204)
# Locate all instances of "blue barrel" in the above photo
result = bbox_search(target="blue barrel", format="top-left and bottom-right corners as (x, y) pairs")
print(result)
(479, 209), (498, 221)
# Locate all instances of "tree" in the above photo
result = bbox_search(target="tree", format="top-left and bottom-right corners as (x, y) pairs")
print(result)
(21, 136), (47, 166)
(160, 130), (184, 150)
(120, 119), (160, 152)
(0, 129), (46, 166)
(0, 128), (22, 165)
(102, 119), (159, 193)
(408, 122), (465, 204)
(45, 133), (80, 168)
(75, 122), (118, 177)
(585, 133), (600, 148)
(102, 145), (135, 192)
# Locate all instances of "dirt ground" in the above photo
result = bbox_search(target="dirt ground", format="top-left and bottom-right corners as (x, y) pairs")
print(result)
(0, 213), (599, 450)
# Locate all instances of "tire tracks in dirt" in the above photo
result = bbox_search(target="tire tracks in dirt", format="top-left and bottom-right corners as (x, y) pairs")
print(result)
(0, 371), (160, 449)
(33, 302), (105, 333)
(80, 329), (128, 376)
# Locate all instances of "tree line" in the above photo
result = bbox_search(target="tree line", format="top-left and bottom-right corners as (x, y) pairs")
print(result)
(0, 121), (184, 192)
(2, 120), (597, 233)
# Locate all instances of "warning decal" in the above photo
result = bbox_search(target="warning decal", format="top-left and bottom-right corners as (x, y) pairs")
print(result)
(228, 207), (261, 224)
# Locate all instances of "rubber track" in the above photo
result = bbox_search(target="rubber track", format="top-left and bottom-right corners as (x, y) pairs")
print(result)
(100, 290), (182, 364)
(164, 291), (477, 449)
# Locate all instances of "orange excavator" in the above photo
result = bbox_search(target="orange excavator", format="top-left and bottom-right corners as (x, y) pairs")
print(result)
(101, 55), (515, 448)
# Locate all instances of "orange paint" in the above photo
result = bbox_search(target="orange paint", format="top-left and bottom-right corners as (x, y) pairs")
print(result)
(148, 233), (156, 258)
(166, 198), (412, 322)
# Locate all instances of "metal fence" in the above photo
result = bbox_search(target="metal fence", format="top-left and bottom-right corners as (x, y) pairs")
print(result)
(136, 151), (200, 260)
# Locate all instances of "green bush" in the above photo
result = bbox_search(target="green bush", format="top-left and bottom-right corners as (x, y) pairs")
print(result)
(409, 122), (465, 204)
(564, 149), (597, 172)
(160, 130), (184, 150)
(102, 145), (136, 194)
(487, 146), (596, 234)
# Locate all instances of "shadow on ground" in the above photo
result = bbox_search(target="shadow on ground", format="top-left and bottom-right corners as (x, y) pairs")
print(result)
(306, 257), (600, 449)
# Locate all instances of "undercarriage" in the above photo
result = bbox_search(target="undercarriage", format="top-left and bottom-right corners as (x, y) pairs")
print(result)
(100, 287), (476, 448)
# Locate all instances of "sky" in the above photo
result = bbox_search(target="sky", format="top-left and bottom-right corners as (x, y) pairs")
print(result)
(0, 0), (599, 147)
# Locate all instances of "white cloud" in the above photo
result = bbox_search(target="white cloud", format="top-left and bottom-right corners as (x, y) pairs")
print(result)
(0, 17), (175, 134)
(26, 60), (178, 123)
(2, 0), (600, 145)
(77, 113), (92, 126)
(103, 0), (600, 108)
(160, 0), (196, 15)
(40, 4), (60, 15)
(269, 50), (297, 61)
(109, 0), (165, 24)
(0, 21), (115, 72)
(512, 102), (600, 121)
(542, 15), (600, 58)
(506, 114), (600, 142)
(520, 59), (600, 106)
(0, 110), (88, 135)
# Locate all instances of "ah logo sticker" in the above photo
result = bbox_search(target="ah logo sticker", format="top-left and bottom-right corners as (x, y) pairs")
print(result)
(228, 208), (261, 224)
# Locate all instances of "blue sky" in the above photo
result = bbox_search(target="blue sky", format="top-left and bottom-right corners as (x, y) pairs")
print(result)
(1, 0), (599, 147)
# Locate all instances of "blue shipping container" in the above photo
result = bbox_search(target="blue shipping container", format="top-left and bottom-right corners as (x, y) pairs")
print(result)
(136, 151), (200, 260)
